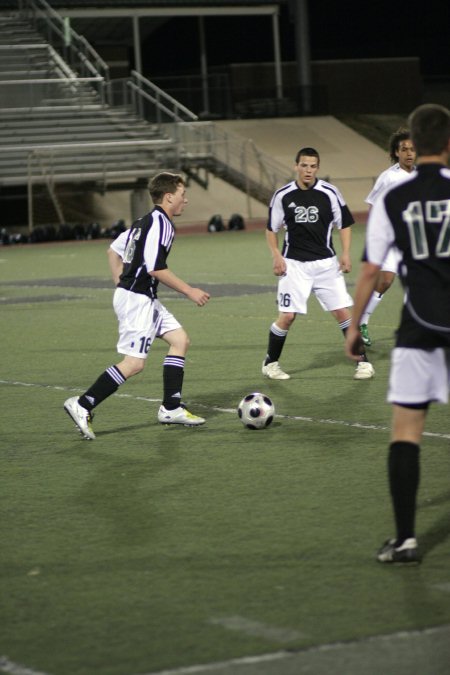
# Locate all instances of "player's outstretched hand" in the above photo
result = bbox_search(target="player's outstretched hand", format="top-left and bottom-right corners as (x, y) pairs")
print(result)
(345, 326), (365, 361)
(189, 288), (211, 306)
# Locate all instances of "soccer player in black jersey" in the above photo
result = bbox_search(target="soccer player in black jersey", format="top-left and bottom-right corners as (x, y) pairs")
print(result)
(346, 104), (450, 564)
(262, 147), (374, 381)
(64, 172), (210, 439)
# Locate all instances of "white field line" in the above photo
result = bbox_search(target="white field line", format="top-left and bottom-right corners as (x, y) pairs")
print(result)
(137, 623), (450, 675)
(2, 622), (450, 675)
(1, 379), (449, 440)
(137, 651), (292, 675)
(0, 655), (50, 675)
(208, 615), (307, 643)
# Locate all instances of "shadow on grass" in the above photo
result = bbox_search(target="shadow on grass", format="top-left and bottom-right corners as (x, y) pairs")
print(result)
(419, 489), (450, 558)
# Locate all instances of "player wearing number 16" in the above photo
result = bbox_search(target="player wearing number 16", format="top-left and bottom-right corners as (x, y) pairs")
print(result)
(262, 147), (374, 381)
(64, 172), (210, 439)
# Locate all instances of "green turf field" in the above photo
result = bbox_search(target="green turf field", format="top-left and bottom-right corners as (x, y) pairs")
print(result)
(0, 228), (449, 675)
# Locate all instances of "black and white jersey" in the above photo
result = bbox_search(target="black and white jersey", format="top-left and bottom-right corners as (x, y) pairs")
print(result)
(366, 163), (450, 348)
(113, 206), (175, 299)
(267, 178), (354, 262)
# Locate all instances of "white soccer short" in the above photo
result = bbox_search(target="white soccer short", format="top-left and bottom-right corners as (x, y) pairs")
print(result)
(113, 287), (181, 358)
(381, 246), (402, 275)
(277, 257), (353, 314)
(388, 347), (450, 405)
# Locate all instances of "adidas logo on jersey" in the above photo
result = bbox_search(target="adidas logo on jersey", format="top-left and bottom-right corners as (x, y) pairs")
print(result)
(288, 202), (297, 208)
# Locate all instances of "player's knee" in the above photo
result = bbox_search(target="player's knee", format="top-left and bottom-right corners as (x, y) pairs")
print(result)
(132, 361), (146, 376)
(278, 313), (295, 329)
(183, 333), (191, 352)
(376, 272), (395, 295)
(119, 357), (145, 378)
(378, 279), (393, 294)
(332, 308), (350, 323)
(173, 330), (190, 353)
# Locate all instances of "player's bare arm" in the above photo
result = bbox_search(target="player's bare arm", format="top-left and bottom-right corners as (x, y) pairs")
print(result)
(338, 227), (352, 273)
(265, 228), (286, 276)
(151, 268), (210, 306)
(345, 261), (381, 360)
(107, 248), (123, 286)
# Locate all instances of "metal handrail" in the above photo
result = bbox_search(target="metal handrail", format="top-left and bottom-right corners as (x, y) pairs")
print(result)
(5, 139), (172, 153)
(0, 77), (103, 85)
(130, 70), (198, 123)
(0, 44), (47, 49)
(175, 121), (292, 195)
(18, 0), (109, 101)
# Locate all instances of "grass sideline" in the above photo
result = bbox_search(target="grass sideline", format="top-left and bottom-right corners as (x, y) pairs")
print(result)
(0, 228), (449, 675)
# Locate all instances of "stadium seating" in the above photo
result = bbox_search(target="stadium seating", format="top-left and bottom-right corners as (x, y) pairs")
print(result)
(0, 3), (291, 230)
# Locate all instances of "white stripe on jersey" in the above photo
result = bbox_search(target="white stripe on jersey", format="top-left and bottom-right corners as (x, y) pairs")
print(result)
(143, 212), (174, 271)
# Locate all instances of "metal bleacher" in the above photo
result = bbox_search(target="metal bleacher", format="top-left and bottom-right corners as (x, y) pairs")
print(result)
(0, 0), (291, 230)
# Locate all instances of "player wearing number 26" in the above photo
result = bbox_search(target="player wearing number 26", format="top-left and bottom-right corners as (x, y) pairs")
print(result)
(262, 147), (374, 381)
(64, 172), (210, 439)
(345, 104), (450, 563)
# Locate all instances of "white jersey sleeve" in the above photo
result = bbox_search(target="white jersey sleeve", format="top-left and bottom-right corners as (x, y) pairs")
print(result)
(267, 181), (295, 233)
(365, 191), (396, 266)
(366, 164), (415, 205)
(109, 230), (130, 259)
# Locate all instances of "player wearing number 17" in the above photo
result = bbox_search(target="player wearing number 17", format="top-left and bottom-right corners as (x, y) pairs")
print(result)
(345, 104), (450, 563)
(262, 147), (374, 380)
(64, 172), (210, 439)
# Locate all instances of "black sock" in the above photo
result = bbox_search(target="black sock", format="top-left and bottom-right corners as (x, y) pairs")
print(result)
(264, 323), (288, 365)
(79, 365), (126, 411)
(163, 356), (185, 410)
(388, 441), (420, 543)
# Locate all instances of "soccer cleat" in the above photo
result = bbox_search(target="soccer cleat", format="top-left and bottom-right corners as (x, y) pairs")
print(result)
(353, 361), (375, 380)
(359, 324), (372, 347)
(377, 538), (420, 564)
(64, 396), (96, 440)
(157, 405), (205, 426)
(261, 360), (290, 380)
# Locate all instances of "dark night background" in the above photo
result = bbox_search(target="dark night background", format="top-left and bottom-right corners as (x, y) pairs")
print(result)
(140, 0), (450, 82)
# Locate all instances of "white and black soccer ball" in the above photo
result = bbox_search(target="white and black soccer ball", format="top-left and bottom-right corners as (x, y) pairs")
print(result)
(238, 392), (275, 430)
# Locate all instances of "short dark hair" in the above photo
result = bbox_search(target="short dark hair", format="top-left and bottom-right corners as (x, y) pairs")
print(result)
(408, 103), (450, 157)
(388, 128), (412, 164)
(149, 172), (185, 204)
(295, 147), (320, 164)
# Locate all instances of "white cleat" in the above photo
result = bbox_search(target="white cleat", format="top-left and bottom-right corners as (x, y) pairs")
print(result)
(64, 396), (96, 439)
(157, 405), (205, 426)
(354, 361), (375, 380)
(261, 360), (290, 380)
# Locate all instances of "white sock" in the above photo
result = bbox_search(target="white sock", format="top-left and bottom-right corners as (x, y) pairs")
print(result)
(361, 292), (383, 325)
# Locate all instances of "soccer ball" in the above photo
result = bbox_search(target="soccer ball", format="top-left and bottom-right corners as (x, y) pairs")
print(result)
(238, 392), (275, 430)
